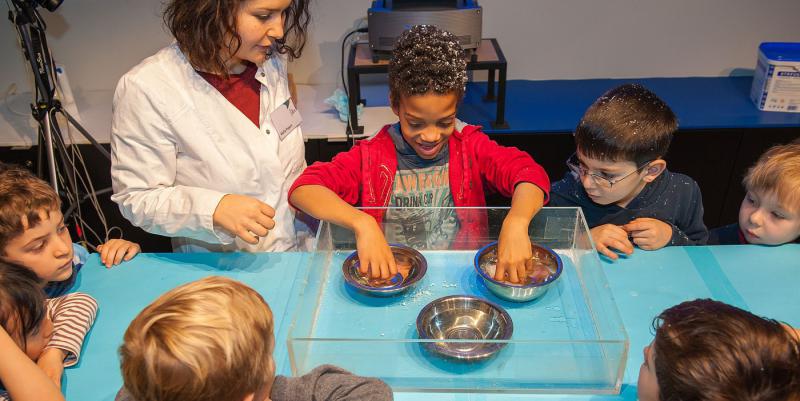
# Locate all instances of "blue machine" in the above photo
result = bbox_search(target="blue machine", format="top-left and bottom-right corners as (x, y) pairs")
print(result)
(367, 0), (483, 52)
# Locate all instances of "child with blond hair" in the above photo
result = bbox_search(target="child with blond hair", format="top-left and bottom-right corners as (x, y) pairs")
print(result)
(708, 142), (800, 245)
(115, 276), (392, 401)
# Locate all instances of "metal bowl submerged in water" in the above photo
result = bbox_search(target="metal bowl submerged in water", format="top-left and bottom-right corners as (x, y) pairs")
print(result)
(416, 295), (513, 361)
(474, 241), (563, 302)
(342, 244), (427, 297)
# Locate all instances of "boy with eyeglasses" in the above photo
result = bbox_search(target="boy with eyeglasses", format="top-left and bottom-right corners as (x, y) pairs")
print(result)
(549, 83), (707, 259)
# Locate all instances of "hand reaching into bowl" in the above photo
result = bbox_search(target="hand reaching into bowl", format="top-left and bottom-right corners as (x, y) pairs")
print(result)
(362, 258), (412, 287)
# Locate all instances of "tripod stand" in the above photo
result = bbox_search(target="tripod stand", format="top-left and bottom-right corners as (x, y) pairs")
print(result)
(9, 0), (110, 191)
(8, 0), (116, 247)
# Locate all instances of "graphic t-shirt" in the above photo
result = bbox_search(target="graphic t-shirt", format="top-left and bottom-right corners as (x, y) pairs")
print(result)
(383, 124), (459, 249)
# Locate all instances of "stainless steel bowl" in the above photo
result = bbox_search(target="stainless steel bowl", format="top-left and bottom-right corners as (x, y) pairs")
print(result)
(342, 244), (427, 297)
(416, 295), (513, 361)
(474, 241), (563, 302)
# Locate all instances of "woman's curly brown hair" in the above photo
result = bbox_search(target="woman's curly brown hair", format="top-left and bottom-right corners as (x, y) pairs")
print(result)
(164, 0), (310, 76)
(388, 25), (467, 108)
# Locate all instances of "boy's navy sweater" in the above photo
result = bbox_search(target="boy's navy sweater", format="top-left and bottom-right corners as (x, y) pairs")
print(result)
(549, 169), (708, 245)
(707, 223), (746, 245)
(708, 223), (800, 245)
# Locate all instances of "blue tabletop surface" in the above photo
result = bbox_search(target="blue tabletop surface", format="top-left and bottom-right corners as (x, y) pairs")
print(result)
(359, 77), (800, 134)
(64, 252), (310, 401)
(63, 245), (799, 401)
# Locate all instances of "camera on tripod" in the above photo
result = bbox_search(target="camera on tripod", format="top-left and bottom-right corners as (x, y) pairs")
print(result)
(13, 0), (63, 12)
(7, 0), (108, 192)
(7, 0), (118, 250)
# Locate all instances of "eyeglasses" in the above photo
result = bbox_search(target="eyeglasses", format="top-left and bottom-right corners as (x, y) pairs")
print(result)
(566, 153), (652, 189)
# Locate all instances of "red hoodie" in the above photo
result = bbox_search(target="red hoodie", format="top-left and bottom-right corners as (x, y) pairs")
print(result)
(289, 123), (550, 249)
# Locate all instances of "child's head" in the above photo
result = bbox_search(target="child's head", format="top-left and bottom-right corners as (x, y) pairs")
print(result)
(638, 299), (800, 401)
(163, 0), (311, 75)
(569, 84), (677, 206)
(388, 24), (467, 160)
(0, 164), (74, 283)
(739, 143), (800, 245)
(0, 260), (53, 361)
(119, 276), (275, 401)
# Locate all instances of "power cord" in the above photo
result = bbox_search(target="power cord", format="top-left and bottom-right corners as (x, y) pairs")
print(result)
(341, 27), (368, 147)
(7, 0), (122, 250)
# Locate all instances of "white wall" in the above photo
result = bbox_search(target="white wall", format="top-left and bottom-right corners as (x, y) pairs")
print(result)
(1, 0), (799, 145)
(3, 0), (800, 93)
(0, 0), (800, 92)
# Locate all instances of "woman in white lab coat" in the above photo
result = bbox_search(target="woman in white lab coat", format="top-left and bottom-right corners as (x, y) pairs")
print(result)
(110, 0), (312, 252)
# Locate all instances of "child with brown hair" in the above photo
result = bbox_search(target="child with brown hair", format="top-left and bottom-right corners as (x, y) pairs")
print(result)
(0, 261), (97, 400)
(0, 163), (140, 296)
(111, 0), (313, 253)
(115, 276), (392, 401)
(549, 83), (708, 259)
(638, 299), (800, 401)
(708, 142), (800, 245)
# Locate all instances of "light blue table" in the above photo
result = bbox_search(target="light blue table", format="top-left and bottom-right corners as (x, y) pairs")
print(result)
(64, 245), (799, 401)
(63, 252), (310, 401)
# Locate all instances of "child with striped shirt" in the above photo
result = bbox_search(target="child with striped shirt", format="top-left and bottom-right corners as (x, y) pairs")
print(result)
(0, 164), (134, 390)
(0, 261), (97, 400)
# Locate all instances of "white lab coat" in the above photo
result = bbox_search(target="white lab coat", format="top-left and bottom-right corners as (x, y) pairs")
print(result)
(110, 44), (310, 252)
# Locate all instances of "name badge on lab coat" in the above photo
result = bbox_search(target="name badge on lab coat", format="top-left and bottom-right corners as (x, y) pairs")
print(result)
(270, 99), (302, 141)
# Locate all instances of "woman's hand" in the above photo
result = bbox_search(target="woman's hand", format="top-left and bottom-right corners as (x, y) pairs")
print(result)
(213, 194), (276, 244)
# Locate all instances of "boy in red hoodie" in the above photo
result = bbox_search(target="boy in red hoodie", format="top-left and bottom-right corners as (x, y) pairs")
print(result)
(289, 25), (549, 283)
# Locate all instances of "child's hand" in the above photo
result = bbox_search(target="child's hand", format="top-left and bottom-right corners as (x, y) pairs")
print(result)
(353, 215), (397, 279)
(496, 215), (532, 283)
(590, 224), (634, 260)
(623, 218), (672, 250)
(212, 194), (276, 244)
(36, 348), (65, 390)
(97, 239), (141, 268)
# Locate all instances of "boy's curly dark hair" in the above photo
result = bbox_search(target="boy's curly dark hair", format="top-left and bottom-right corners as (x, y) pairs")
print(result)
(575, 83), (677, 165)
(653, 299), (800, 401)
(388, 25), (467, 108)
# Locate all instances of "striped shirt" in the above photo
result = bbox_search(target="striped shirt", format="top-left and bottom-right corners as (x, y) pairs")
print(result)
(46, 292), (98, 366)
(0, 292), (97, 401)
